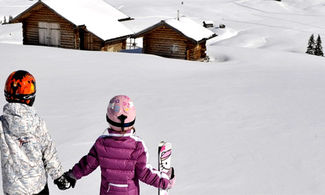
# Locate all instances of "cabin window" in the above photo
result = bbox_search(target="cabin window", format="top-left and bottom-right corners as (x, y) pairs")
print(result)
(171, 44), (179, 54)
(38, 22), (60, 47)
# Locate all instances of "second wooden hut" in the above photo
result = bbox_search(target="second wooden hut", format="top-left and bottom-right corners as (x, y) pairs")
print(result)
(134, 17), (216, 61)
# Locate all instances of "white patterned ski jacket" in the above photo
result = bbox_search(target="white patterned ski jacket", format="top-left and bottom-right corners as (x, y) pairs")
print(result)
(0, 103), (64, 195)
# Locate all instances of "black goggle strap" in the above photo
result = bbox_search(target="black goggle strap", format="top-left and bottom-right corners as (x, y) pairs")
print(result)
(4, 91), (36, 100)
(106, 115), (135, 132)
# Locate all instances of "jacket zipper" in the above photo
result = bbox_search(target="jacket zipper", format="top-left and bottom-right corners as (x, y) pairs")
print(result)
(107, 183), (128, 192)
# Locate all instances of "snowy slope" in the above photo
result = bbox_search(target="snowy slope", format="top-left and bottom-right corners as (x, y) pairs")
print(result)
(0, 0), (325, 195)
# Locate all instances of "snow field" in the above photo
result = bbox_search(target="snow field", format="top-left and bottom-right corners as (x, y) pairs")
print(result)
(0, 0), (325, 194)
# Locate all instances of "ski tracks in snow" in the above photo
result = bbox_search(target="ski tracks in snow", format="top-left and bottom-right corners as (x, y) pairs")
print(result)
(231, 0), (325, 31)
(209, 28), (239, 45)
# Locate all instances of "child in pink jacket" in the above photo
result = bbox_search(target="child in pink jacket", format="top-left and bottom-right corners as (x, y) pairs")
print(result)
(61, 95), (175, 194)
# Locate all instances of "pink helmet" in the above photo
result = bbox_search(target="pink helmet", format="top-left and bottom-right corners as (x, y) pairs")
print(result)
(106, 95), (136, 131)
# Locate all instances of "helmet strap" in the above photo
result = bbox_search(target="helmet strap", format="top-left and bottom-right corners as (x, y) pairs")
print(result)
(118, 115), (127, 132)
(106, 115), (135, 132)
(4, 91), (36, 106)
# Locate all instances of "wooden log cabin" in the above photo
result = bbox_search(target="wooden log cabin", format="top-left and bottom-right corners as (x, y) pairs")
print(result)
(133, 17), (216, 61)
(10, 0), (133, 51)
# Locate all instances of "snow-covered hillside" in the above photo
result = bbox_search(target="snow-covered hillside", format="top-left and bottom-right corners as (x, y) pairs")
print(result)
(1, 0), (325, 194)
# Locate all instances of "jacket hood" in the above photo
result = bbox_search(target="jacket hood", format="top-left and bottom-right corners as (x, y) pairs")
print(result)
(2, 103), (39, 136)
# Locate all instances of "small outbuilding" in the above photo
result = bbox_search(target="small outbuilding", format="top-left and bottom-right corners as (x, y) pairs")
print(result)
(10, 0), (133, 51)
(203, 21), (214, 28)
(133, 17), (216, 61)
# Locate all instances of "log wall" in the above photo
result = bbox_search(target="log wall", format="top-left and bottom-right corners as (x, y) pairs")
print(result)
(102, 40), (126, 52)
(142, 25), (207, 60)
(22, 5), (77, 49)
(143, 26), (188, 59)
(83, 31), (103, 51)
(19, 3), (129, 52)
(186, 41), (206, 60)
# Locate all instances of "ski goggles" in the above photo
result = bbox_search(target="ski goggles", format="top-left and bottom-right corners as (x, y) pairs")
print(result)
(5, 91), (36, 100)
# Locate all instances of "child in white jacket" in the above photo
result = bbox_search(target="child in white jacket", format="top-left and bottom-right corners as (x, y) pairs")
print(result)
(0, 70), (72, 195)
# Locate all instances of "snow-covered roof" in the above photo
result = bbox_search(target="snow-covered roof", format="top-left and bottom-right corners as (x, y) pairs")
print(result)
(134, 16), (216, 43)
(203, 21), (214, 24)
(164, 17), (216, 42)
(13, 0), (133, 41)
(43, 0), (130, 21)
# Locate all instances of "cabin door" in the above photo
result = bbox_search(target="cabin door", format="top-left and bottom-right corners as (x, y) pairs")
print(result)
(79, 29), (85, 50)
(39, 22), (60, 47)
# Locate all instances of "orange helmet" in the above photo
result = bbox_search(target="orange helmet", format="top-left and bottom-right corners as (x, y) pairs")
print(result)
(4, 70), (36, 106)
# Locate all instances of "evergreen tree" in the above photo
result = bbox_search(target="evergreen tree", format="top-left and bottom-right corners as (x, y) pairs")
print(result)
(306, 34), (315, 55)
(315, 34), (324, 57)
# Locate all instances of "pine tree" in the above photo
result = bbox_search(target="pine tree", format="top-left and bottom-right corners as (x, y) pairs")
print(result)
(315, 34), (324, 57)
(306, 34), (315, 55)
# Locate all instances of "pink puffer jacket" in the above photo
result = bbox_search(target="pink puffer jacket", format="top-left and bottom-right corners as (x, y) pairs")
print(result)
(72, 129), (169, 195)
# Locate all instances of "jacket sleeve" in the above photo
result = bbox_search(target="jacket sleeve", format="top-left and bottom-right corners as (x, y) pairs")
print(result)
(71, 141), (99, 180)
(39, 120), (64, 180)
(135, 141), (169, 189)
(0, 116), (2, 133)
